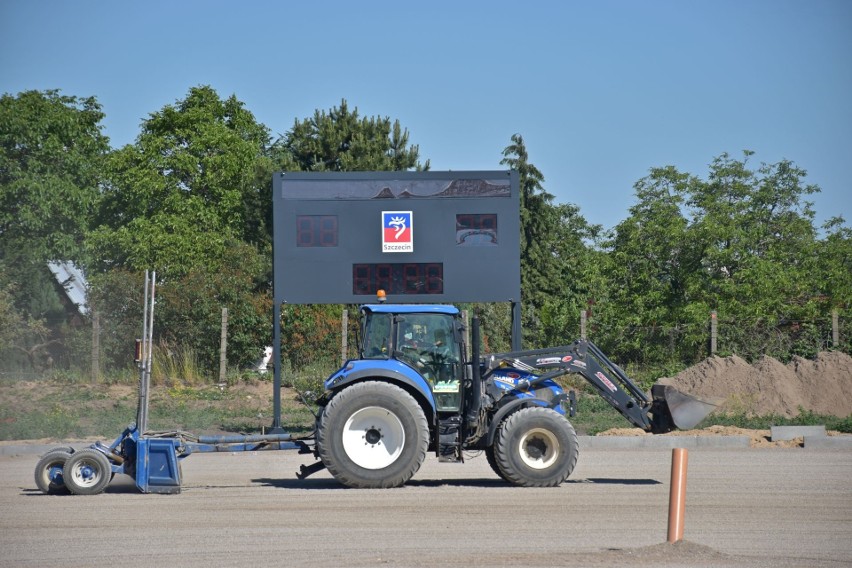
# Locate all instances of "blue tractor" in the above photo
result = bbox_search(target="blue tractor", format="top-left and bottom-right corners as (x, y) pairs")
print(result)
(33, 300), (715, 494)
(305, 303), (715, 488)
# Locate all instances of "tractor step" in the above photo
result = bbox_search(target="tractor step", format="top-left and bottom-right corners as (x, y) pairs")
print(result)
(438, 416), (462, 462)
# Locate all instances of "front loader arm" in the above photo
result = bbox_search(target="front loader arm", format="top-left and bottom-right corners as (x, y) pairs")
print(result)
(485, 340), (662, 431)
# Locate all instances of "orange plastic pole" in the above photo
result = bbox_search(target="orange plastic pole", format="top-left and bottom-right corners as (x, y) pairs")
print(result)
(667, 448), (689, 543)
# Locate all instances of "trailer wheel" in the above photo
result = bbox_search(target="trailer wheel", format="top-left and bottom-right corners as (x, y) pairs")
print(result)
(63, 449), (112, 495)
(44, 446), (75, 455)
(317, 381), (428, 488)
(34, 450), (72, 494)
(494, 406), (578, 487)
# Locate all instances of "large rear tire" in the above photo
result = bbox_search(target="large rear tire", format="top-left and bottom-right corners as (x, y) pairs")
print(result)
(34, 450), (72, 494)
(494, 406), (579, 487)
(63, 449), (112, 495)
(485, 445), (508, 481)
(317, 381), (429, 488)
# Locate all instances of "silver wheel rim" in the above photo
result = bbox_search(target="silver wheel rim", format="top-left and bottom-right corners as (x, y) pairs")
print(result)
(69, 457), (104, 488)
(518, 427), (559, 470)
(342, 406), (405, 469)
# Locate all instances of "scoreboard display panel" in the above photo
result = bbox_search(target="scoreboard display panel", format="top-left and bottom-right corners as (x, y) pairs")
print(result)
(272, 170), (520, 304)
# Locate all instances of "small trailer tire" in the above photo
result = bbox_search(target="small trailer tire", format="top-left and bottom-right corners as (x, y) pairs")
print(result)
(63, 449), (113, 496)
(494, 406), (579, 487)
(34, 450), (73, 494)
(317, 381), (428, 488)
(44, 446), (75, 455)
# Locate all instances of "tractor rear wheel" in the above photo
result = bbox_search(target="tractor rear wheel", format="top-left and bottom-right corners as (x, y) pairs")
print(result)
(494, 406), (578, 487)
(485, 445), (508, 481)
(317, 381), (428, 488)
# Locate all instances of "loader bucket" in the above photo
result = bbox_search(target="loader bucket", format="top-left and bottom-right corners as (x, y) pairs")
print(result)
(650, 382), (720, 433)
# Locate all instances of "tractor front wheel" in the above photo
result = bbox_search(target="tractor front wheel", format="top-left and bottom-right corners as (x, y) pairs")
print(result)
(494, 406), (579, 487)
(317, 381), (428, 488)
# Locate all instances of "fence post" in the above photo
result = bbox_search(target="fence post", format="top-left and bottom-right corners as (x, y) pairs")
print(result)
(462, 310), (470, 354)
(341, 309), (349, 365)
(832, 309), (839, 348)
(91, 309), (100, 384)
(219, 307), (228, 383)
(580, 309), (587, 341)
(710, 311), (717, 355)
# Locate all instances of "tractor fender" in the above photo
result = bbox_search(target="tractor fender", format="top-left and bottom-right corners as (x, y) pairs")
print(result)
(485, 397), (552, 447)
(324, 359), (436, 417)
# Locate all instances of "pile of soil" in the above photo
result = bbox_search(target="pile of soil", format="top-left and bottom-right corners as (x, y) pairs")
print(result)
(663, 351), (852, 418)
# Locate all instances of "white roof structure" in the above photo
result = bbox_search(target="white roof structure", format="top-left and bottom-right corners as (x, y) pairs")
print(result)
(46, 261), (89, 315)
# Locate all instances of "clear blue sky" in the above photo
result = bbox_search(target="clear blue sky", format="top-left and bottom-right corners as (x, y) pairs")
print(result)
(2, 0), (850, 231)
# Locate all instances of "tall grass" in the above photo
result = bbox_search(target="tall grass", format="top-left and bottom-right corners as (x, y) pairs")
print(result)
(150, 342), (207, 385)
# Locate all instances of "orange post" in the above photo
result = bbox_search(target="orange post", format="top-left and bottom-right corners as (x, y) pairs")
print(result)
(667, 448), (689, 543)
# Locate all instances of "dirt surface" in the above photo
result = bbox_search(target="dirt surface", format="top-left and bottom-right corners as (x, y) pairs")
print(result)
(661, 350), (852, 418)
(3, 447), (851, 567)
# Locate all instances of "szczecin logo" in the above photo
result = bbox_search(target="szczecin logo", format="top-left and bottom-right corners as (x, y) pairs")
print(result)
(382, 211), (413, 253)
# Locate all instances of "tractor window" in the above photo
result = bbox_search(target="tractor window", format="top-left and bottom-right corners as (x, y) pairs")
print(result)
(394, 314), (463, 411)
(362, 313), (391, 359)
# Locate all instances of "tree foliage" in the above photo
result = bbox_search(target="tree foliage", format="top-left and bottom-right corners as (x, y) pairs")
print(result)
(599, 151), (842, 364)
(3, 84), (850, 380)
(274, 99), (429, 172)
(0, 90), (110, 372)
(500, 133), (602, 348)
(0, 90), (110, 265)
(88, 85), (273, 278)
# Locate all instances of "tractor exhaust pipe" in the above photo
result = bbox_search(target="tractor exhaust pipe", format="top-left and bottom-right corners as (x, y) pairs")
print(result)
(465, 317), (482, 428)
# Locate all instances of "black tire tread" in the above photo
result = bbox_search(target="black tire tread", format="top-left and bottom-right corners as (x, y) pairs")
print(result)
(63, 448), (112, 496)
(494, 406), (579, 487)
(317, 381), (428, 488)
(34, 450), (72, 494)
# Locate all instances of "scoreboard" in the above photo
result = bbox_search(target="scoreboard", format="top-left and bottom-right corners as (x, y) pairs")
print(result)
(272, 171), (521, 305)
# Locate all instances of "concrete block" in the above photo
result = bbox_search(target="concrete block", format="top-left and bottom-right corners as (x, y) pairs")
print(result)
(578, 435), (751, 450)
(803, 435), (852, 449)
(771, 425), (826, 441)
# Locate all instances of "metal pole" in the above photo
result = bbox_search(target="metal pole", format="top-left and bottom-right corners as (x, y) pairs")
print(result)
(271, 302), (282, 431)
(143, 271), (156, 433)
(137, 271), (150, 432)
(511, 301), (522, 351)
(667, 448), (689, 543)
(580, 309), (587, 341)
(341, 309), (349, 365)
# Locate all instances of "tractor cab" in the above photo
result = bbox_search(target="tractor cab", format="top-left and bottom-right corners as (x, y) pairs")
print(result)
(360, 304), (464, 412)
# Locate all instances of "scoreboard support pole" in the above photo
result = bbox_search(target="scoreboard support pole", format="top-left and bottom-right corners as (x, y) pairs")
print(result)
(271, 302), (284, 432)
(511, 301), (522, 351)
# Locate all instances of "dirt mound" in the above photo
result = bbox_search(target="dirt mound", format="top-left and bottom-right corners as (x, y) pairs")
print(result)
(665, 351), (852, 417)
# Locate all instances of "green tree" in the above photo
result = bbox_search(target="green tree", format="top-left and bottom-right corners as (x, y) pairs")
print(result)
(155, 241), (272, 373)
(601, 151), (841, 366)
(686, 153), (824, 358)
(500, 134), (602, 347)
(275, 99), (429, 172)
(0, 90), (110, 265)
(88, 85), (273, 278)
(600, 166), (702, 364)
(0, 90), (110, 372)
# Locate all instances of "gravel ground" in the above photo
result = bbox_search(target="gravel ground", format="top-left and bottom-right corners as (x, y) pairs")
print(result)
(2, 446), (850, 567)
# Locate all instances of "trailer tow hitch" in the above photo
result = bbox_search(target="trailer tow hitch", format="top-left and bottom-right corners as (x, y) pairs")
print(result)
(296, 461), (327, 479)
